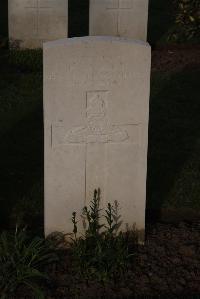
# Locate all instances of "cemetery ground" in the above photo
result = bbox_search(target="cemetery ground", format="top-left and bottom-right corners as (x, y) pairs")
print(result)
(0, 44), (200, 298)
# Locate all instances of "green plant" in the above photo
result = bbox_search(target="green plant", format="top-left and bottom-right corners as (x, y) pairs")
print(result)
(0, 227), (58, 298)
(168, 0), (200, 42)
(71, 189), (136, 284)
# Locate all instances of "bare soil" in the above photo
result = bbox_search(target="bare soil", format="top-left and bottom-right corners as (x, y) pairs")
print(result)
(152, 45), (200, 72)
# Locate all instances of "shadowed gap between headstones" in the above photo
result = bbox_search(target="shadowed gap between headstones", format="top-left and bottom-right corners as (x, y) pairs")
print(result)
(68, 0), (89, 37)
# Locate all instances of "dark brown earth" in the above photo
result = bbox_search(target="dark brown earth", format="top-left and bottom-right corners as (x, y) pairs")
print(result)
(152, 45), (200, 72)
(14, 221), (199, 299)
(132, 222), (200, 297)
(24, 221), (197, 299)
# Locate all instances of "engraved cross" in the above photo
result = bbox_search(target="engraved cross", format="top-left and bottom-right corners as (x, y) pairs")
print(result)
(25, 0), (52, 36)
(106, 0), (132, 35)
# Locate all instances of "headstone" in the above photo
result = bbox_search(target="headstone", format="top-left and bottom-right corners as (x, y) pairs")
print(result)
(8, 0), (68, 49)
(44, 36), (151, 241)
(89, 0), (149, 41)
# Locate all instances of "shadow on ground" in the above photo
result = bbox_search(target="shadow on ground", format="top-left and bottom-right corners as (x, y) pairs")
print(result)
(0, 107), (43, 230)
(0, 52), (43, 231)
(146, 68), (200, 222)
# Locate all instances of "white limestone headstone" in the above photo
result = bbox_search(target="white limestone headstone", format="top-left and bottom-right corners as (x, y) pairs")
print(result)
(44, 36), (151, 241)
(8, 0), (68, 49)
(90, 0), (149, 41)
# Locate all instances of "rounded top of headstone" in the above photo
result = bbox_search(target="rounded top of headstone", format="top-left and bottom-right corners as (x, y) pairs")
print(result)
(43, 36), (150, 49)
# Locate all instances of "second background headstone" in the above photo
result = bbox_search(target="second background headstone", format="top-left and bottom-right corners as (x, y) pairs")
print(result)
(89, 0), (149, 41)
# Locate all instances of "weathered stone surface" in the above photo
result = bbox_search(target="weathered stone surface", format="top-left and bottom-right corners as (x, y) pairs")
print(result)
(43, 36), (151, 237)
(8, 0), (68, 49)
(90, 0), (149, 41)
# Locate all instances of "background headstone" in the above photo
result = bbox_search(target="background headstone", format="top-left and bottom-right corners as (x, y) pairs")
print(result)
(90, 0), (149, 41)
(44, 36), (151, 240)
(8, 0), (68, 49)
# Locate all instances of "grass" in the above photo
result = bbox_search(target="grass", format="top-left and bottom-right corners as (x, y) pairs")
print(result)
(0, 227), (57, 298)
(0, 48), (199, 231)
